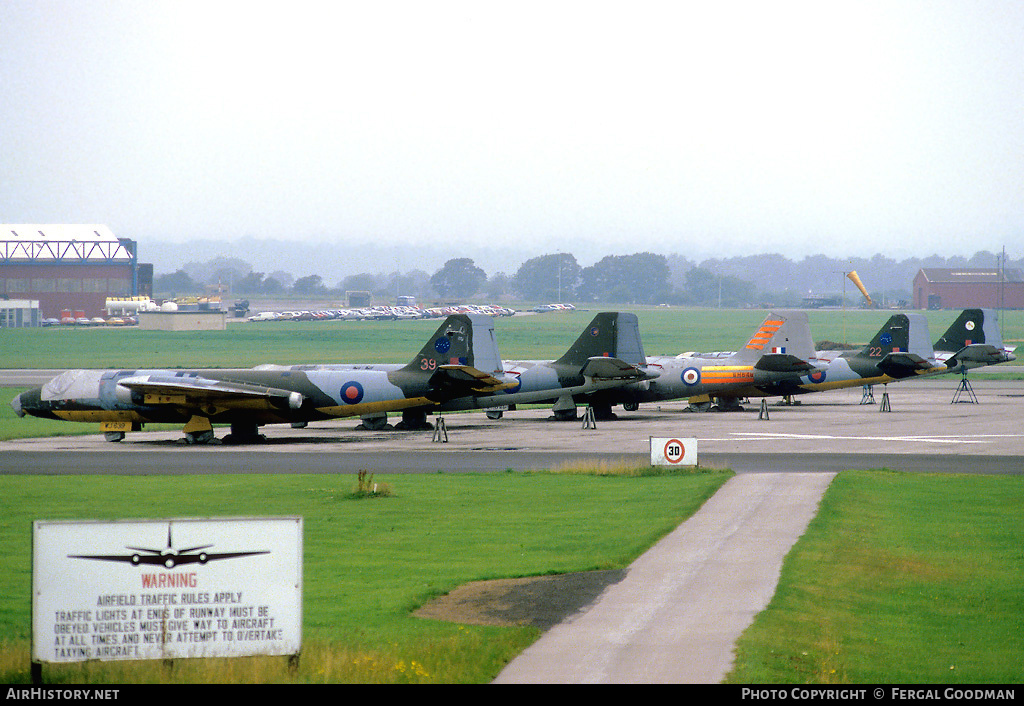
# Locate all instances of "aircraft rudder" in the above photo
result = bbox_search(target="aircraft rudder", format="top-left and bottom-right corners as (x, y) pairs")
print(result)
(554, 312), (621, 368)
(934, 309), (987, 352)
(405, 314), (475, 372)
(732, 311), (805, 363)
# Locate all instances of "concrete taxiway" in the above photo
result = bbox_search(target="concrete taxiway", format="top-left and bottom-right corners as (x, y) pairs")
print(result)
(3, 379), (1023, 475)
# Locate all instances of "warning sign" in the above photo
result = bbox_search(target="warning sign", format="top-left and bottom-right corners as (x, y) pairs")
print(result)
(32, 517), (302, 664)
(650, 437), (698, 466)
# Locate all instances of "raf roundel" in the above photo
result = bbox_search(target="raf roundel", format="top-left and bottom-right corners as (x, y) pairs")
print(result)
(681, 367), (701, 386)
(340, 381), (365, 405)
(808, 370), (827, 384)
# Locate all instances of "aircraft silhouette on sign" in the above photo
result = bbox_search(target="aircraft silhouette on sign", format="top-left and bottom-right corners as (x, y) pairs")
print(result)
(68, 524), (268, 569)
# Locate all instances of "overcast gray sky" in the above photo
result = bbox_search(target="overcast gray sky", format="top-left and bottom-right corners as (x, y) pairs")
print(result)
(2, 0), (1022, 263)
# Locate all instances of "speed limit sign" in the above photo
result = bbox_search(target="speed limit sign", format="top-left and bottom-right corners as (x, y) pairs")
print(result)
(651, 437), (698, 466)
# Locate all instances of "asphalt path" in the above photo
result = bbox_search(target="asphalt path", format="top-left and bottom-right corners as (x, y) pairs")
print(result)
(494, 472), (838, 683)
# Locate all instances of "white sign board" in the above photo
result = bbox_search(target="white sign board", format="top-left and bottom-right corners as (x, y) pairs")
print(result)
(650, 437), (698, 467)
(32, 517), (302, 664)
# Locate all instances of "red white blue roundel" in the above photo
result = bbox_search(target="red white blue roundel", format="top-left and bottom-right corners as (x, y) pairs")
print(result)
(807, 370), (827, 384)
(340, 381), (364, 404)
(434, 337), (452, 354)
(590, 327), (600, 336)
(681, 367), (700, 386)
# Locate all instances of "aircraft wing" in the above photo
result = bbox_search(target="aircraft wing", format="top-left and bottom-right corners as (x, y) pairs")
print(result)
(947, 343), (1008, 367)
(580, 356), (659, 381)
(429, 365), (519, 397)
(117, 375), (304, 411)
(876, 352), (936, 378)
(753, 353), (815, 374)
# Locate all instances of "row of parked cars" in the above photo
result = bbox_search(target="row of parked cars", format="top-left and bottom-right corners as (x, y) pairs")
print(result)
(43, 316), (138, 327)
(247, 304), (518, 323)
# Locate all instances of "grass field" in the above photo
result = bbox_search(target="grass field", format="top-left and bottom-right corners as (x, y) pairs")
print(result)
(726, 471), (1024, 684)
(0, 469), (730, 684)
(2, 307), (1020, 369)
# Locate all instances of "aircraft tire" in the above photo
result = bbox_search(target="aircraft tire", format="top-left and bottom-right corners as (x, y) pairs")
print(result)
(184, 430), (217, 445)
(360, 415), (390, 431)
(485, 410), (503, 420)
(104, 432), (125, 443)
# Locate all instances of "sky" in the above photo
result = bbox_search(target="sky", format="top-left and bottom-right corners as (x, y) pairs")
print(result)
(2, 0), (1023, 268)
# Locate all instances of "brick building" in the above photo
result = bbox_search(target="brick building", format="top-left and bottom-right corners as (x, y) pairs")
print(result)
(1, 225), (152, 319)
(913, 268), (1024, 310)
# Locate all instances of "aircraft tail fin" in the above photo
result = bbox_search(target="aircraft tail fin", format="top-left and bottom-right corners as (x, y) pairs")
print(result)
(553, 312), (646, 368)
(731, 311), (815, 366)
(858, 313), (936, 377)
(933, 309), (1002, 352)
(935, 309), (1016, 369)
(402, 314), (502, 375)
(858, 313), (932, 358)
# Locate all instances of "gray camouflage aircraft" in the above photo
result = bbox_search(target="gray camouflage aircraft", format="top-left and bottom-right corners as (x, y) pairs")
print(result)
(759, 309), (1015, 399)
(11, 314), (515, 443)
(501, 310), (817, 417)
(931, 308), (1017, 372)
(603, 310), (818, 413)
(452, 311), (656, 421)
(11, 312), (655, 443)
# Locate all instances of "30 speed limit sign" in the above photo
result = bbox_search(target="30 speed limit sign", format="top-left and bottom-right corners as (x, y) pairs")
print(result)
(651, 437), (698, 466)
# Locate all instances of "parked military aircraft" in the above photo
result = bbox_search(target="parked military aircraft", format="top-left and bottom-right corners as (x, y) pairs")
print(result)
(738, 312), (954, 401)
(605, 310), (818, 413)
(438, 311), (658, 420)
(508, 311), (817, 417)
(11, 312), (655, 443)
(931, 308), (1017, 372)
(10, 314), (515, 443)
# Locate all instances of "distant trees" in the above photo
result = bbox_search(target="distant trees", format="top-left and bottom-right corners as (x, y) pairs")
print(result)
(153, 269), (198, 295)
(430, 258), (487, 299)
(577, 253), (672, 304)
(153, 248), (1019, 307)
(513, 253), (580, 300)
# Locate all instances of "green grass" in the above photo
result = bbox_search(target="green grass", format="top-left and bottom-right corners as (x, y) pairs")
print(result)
(0, 469), (730, 683)
(2, 308), (1020, 369)
(725, 471), (1024, 684)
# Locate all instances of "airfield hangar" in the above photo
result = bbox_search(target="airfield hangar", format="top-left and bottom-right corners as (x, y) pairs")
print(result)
(913, 267), (1024, 310)
(0, 225), (153, 322)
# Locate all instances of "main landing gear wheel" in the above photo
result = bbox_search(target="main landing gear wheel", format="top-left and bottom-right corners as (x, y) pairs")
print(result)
(359, 415), (390, 431)
(394, 410), (432, 430)
(221, 422), (266, 445)
(184, 430), (216, 445)
(103, 432), (125, 442)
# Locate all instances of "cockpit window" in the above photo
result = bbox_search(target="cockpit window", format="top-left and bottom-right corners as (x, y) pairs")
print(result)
(41, 370), (104, 400)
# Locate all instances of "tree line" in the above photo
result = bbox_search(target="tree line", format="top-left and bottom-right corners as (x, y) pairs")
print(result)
(155, 249), (1020, 307)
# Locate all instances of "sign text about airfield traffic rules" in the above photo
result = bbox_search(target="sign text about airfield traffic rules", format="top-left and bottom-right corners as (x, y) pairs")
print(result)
(34, 517), (302, 663)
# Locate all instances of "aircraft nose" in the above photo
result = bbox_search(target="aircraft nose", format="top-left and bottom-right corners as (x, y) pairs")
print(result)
(10, 392), (23, 417)
(11, 387), (44, 418)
